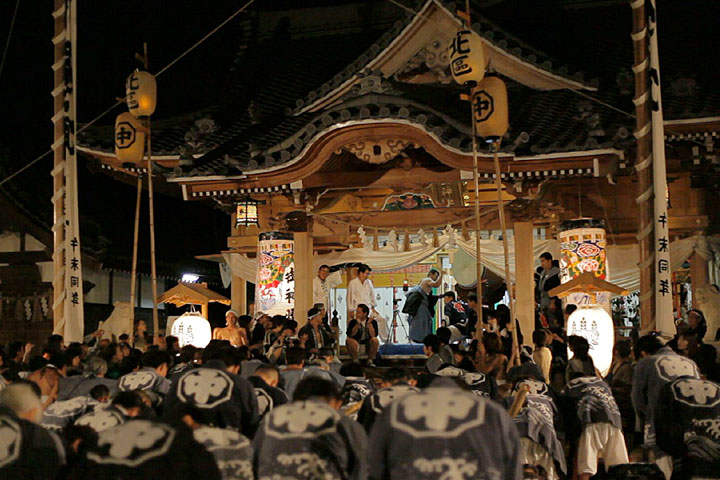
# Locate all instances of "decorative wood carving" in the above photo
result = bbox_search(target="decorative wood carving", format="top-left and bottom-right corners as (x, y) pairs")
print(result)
(338, 139), (418, 164)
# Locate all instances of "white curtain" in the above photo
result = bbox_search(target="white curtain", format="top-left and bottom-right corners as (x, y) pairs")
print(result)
(223, 235), (706, 292)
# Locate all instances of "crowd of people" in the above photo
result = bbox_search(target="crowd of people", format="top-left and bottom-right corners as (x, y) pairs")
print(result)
(0, 255), (718, 479)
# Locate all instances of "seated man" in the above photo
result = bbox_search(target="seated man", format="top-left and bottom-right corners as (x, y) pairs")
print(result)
(298, 308), (335, 353)
(443, 291), (469, 336)
(357, 367), (418, 432)
(118, 349), (172, 406)
(213, 310), (248, 347)
(346, 304), (379, 367)
(249, 364), (288, 419)
(422, 334), (444, 374)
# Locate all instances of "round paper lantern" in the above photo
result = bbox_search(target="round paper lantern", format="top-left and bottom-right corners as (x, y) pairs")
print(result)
(449, 29), (486, 86)
(126, 70), (157, 117)
(471, 76), (508, 140)
(170, 313), (212, 348)
(566, 305), (614, 376)
(114, 112), (145, 163)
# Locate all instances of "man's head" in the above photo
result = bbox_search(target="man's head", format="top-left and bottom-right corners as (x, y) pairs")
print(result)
(285, 347), (306, 368)
(135, 320), (147, 333)
(89, 384), (111, 402)
(564, 304), (577, 319)
(539, 252), (553, 271)
(254, 364), (280, 387)
(381, 367), (412, 387)
(634, 334), (663, 360)
(339, 361), (365, 378)
(0, 383), (43, 422)
(313, 303), (327, 317)
(467, 292), (478, 309)
(142, 350), (171, 377)
(112, 391), (146, 417)
(443, 291), (456, 305)
(84, 355), (108, 377)
(292, 377), (342, 407)
(357, 264), (371, 283)
(225, 310), (239, 327)
(428, 268), (440, 281)
(355, 304), (370, 321)
(307, 308), (323, 326)
(423, 334), (440, 357)
(436, 327), (451, 346)
(317, 265), (330, 281)
(420, 277), (434, 294)
(47, 334), (65, 353)
(613, 340), (632, 361)
(318, 347), (335, 364)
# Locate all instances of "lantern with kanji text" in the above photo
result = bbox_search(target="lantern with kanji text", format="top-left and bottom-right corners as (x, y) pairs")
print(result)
(472, 76), (508, 141)
(449, 29), (486, 86)
(114, 112), (145, 163)
(126, 70), (157, 117)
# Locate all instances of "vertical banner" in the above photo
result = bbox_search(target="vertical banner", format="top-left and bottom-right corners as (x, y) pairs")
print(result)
(55, 0), (84, 342)
(559, 220), (610, 312)
(255, 232), (295, 317)
(647, 0), (673, 335)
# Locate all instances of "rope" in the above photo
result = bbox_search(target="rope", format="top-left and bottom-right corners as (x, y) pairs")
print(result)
(0, 0), (255, 188)
(0, 0), (20, 83)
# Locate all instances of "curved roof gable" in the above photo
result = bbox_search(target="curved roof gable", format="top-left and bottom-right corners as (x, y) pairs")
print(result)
(294, 0), (595, 115)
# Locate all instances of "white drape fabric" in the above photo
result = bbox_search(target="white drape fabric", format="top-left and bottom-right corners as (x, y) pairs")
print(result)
(223, 235), (707, 294)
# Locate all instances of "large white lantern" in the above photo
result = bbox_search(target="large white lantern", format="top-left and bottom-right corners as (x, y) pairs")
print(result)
(126, 70), (157, 117)
(255, 232), (295, 316)
(566, 305), (614, 376)
(449, 29), (486, 86)
(170, 312), (212, 348)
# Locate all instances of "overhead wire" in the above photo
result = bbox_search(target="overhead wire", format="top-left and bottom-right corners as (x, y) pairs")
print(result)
(0, 0), (20, 82)
(0, 0), (255, 188)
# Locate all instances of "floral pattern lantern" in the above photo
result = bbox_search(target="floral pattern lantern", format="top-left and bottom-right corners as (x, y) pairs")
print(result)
(255, 232), (295, 316)
(559, 219), (610, 311)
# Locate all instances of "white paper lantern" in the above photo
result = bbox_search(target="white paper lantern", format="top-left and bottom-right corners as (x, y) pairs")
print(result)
(171, 313), (212, 348)
(566, 305), (614, 376)
(126, 70), (157, 117)
(449, 29), (486, 86)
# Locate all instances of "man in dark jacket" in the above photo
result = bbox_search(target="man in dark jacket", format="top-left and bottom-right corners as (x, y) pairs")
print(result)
(248, 364), (288, 418)
(535, 252), (560, 311)
(164, 345), (259, 438)
(253, 377), (368, 480)
(655, 376), (720, 480)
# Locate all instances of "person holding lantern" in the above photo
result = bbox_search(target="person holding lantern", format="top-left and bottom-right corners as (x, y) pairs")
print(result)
(213, 310), (248, 348)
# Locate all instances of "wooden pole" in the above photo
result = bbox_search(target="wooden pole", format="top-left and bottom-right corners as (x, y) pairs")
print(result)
(471, 100), (484, 317)
(140, 43), (160, 336)
(51, 0), (66, 331)
(630, 0), (655, 332)
(492, 143), (519, 364)
(146, 121), (160, 335)
(129, 175), (142, 329)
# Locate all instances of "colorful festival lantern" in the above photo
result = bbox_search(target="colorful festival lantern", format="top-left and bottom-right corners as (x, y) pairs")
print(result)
(559, 219), (609, 310)
(472, 76), (509, 140)
(255, 232), (295, 316)
(126, 70), (157, 117)
(170, 312), (212, 348)
(114, 112), (145, 163)
(566, 305), (614, 376)
(449, 29), (486, 86)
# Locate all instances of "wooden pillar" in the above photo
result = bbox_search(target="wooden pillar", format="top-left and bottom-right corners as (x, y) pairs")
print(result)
(231, 275), (247, 315)
(293, 232), (314, 327)
(201, 302), (209, 321)
(690, 252), (709, 309)
(514, 222), (535, 345)
(630, 0), (655, 332)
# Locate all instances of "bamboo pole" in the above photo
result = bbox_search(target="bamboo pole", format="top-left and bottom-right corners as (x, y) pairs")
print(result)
(471, 104), (484, 333)
(630, 0), (655, 332)
(492, 142), (519, 363)
(129, 175), (142, 329)
(142, 44), (160, 336)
